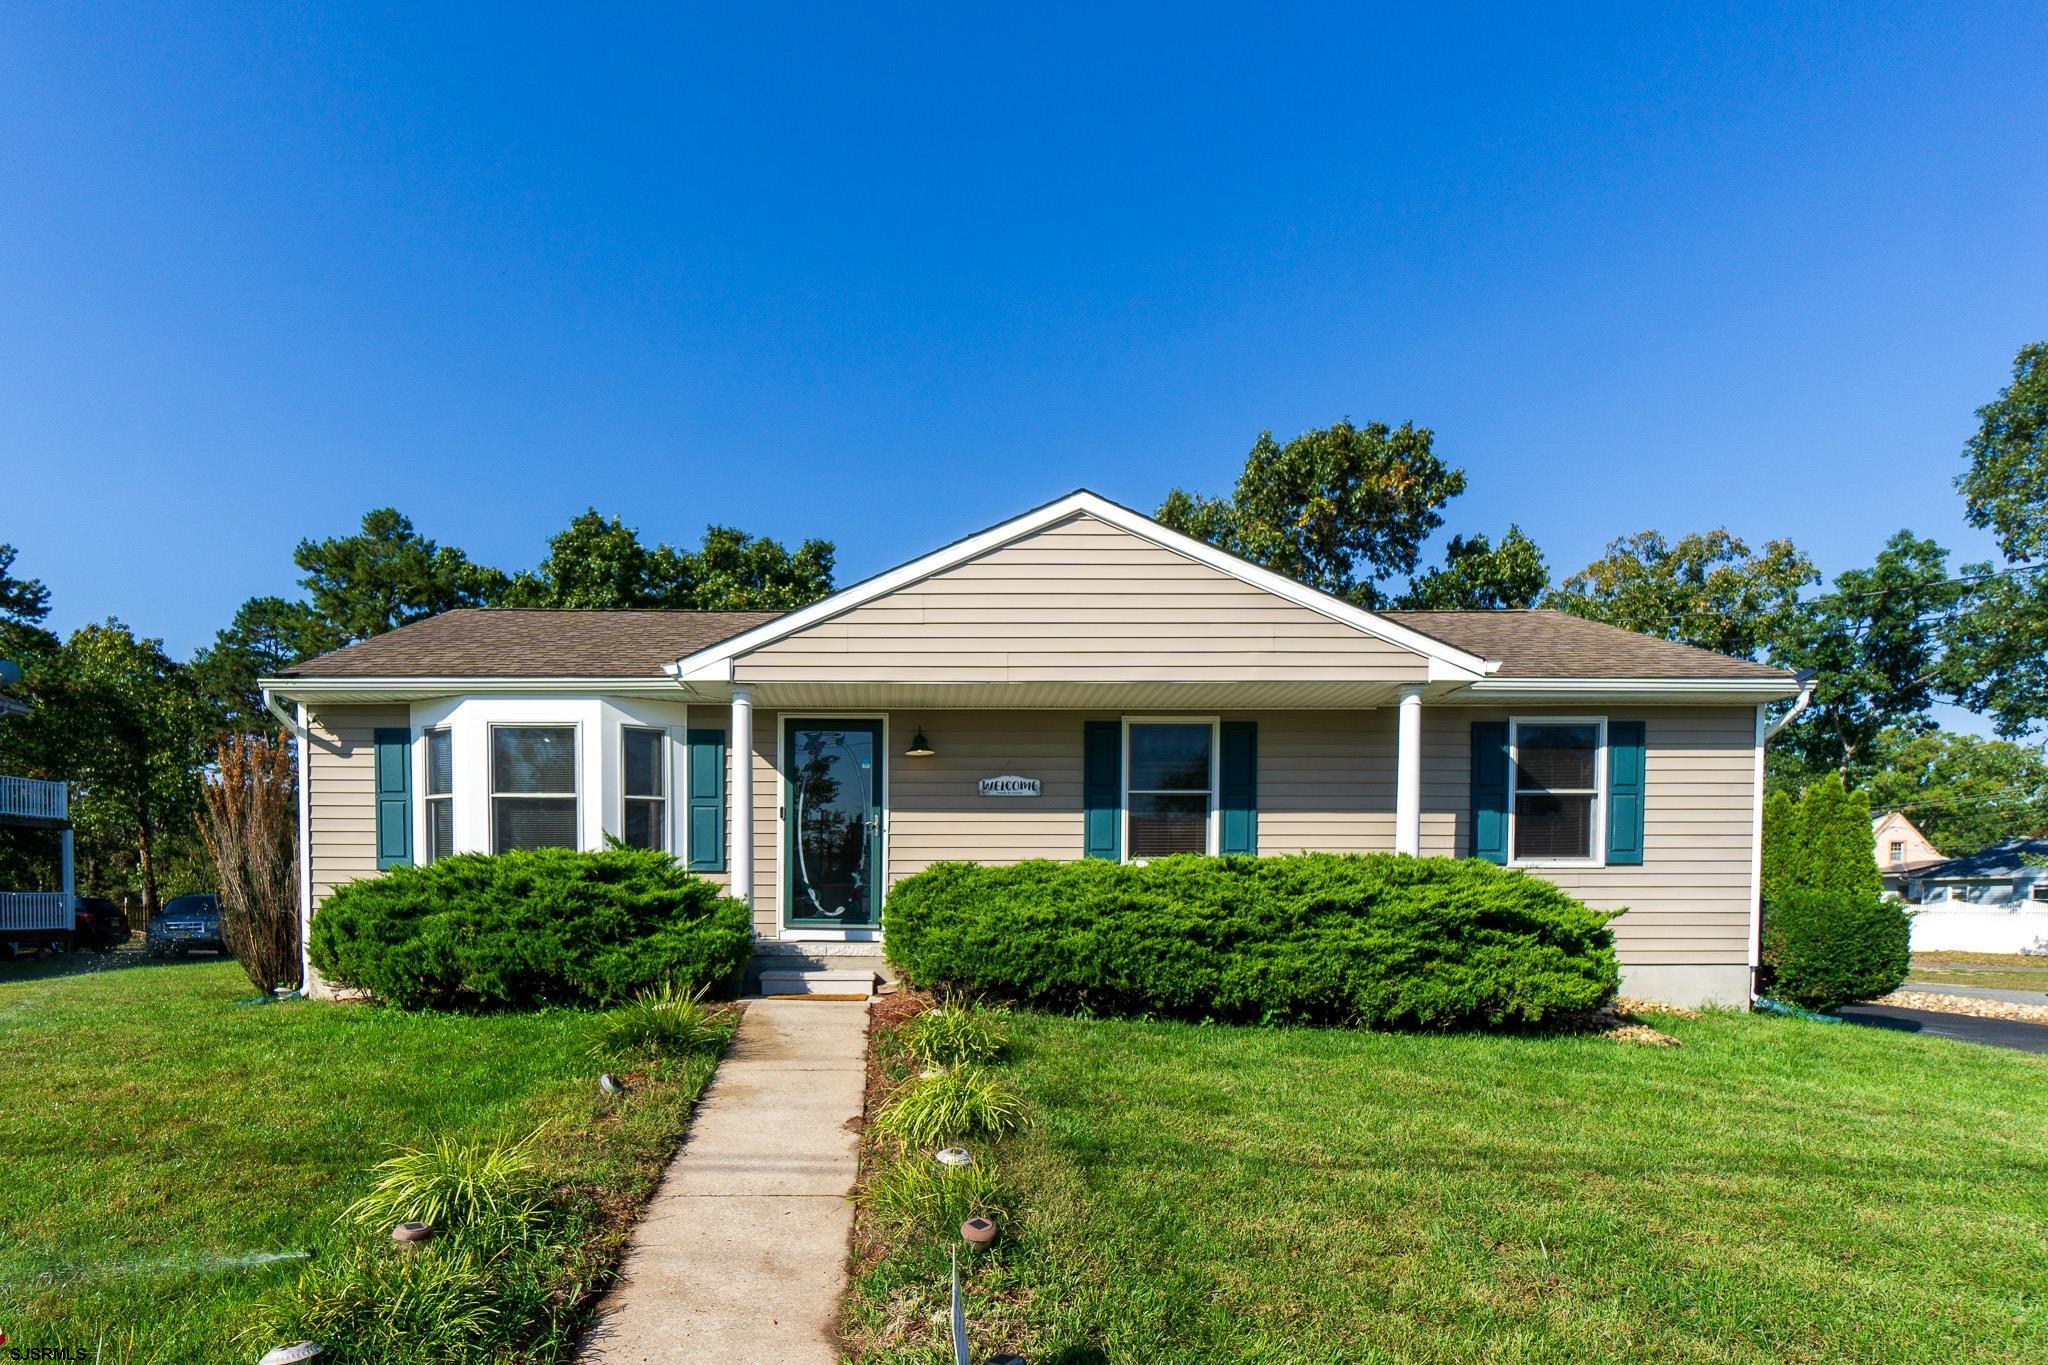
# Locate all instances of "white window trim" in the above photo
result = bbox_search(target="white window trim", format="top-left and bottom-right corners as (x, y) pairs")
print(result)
(488, 721), (584, 855)
(423, 727), (454, 863)
(1120, 716), (1221, 862)
(1507, 715), (1608, 869)
(619, 724), (672, 854)
(2030, 884), (2047, 903)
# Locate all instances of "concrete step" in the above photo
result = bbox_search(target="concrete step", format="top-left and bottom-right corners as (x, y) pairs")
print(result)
(755, 967), (880, 998)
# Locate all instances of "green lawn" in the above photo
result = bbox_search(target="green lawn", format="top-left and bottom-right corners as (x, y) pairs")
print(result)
(849, 1008), (2048, 1364)
(0, 955), (721, 1363)
(1908, 952), (2048, 993)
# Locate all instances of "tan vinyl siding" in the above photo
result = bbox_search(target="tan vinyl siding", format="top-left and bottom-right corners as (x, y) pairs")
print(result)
(1420, 706), (1758, 966)
(888, 712), (1087, 879)
(306, 704), (406, 904)
(720, 704), (1758, 973)
(734, 512), (1430, 684)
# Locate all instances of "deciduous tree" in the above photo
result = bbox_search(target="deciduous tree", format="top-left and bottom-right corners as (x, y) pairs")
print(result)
(503, 510), (835, 611)
(1546, 529), (1817, 660)
(1157, 420), (1468, 607)
(1397, 526), (1549, 610)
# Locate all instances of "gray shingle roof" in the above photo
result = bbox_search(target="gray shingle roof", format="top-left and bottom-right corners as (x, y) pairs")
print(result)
(1917, 839), (2048, 881)
(277, 609), (781, 678)
(1379, 610), (1793, 681)
(276, 604), (1790, 684)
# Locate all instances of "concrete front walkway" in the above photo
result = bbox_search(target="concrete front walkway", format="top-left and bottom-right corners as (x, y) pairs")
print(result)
(579, 997), (870, 1364)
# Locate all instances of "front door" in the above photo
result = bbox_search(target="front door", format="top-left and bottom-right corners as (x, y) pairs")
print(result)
(783, 719), (884, 929)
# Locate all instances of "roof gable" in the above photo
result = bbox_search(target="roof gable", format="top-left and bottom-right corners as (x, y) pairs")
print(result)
(673, 491), (1494, 683)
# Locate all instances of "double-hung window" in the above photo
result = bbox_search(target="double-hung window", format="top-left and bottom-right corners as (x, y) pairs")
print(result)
(1125, 721), (1215, 858)
(425, 728), (454, 861)
(491, 725), (578, 853)
(1889, 840), (1906, 866)
(1510, 719), (1604, 862)
(621, 727), (667, 851)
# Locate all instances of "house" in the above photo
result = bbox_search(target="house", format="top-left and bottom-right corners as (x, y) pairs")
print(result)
(260, 490), (1804, 1008)
(0, 664), (75, 954)
(1904, 838), (2048, 954)
(1872, 809), (1944, 897)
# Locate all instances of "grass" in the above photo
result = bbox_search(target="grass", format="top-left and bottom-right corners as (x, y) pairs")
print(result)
(0, 954), (731, 1362)
(1907, 952), (2048, 993)
(846, 1007), (2048, 1364)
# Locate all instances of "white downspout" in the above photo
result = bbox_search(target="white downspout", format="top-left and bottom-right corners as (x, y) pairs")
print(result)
(1763, 676), (1815, 741)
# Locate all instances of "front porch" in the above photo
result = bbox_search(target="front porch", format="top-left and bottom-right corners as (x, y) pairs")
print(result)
(0, 775), (73, 941)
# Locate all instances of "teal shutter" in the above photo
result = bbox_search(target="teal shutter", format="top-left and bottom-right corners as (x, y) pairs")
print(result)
(685, 728), (727, 872)
(1606, 721), (1646, 865)
(1083, 721), (1122, 861)
(373, 727), (412, 869)
(1219, 721), (1258, 855)
(1469, 721), (1508, 864)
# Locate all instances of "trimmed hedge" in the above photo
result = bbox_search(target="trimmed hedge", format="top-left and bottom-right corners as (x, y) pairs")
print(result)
(882, 853), (1619, 1028)
(1761, 888), (1911, 1010)
(309, 847), (751, 1009)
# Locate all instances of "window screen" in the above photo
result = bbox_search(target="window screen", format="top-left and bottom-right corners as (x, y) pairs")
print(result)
(1513, 723), (1599, 860)
(1127, 723), (1212, 858)
(491, 726), (578, 853)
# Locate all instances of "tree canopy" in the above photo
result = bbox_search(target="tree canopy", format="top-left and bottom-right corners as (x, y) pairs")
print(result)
(1397, 526), (1549, 610)
(1960, 339), (2048, 563)
(502, 510), (835, 611)
(1157, 420), (1468, 607)
(1544, 528), (1817, 660)
(1851, 727), (2048, 856)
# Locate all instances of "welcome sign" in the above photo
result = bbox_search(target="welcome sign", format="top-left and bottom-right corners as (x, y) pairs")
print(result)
(977, 775), (1040, 797)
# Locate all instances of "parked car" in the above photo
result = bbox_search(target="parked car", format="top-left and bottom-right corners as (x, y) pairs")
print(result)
(147, 894), (224, 955)
(74, 896), (130, 950)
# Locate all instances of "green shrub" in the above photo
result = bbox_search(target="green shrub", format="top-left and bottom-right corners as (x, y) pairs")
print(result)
(342, 1127), (549, 1233)
(589, 981), (734, 1063)
(857, 1154), (1010, 1233)
(871, 1065), (1027, 1148)
(309, 847), (751, 1009)
(883, 853), (1618, 1028)
(895, 1002), (1008, 1068)
(1761, 888), (1911, 1009)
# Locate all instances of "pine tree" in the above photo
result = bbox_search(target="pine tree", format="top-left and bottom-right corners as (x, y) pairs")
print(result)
(1761, 789), (1804, 903)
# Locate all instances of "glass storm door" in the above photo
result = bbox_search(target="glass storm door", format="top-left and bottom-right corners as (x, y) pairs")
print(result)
(784, 720), (884, 929)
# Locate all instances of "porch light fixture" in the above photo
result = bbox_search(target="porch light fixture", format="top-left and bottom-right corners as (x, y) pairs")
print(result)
(904, 725), (935, 758)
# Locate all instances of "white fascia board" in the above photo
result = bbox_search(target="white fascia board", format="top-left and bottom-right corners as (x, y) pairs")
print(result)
(1454, 677), (1802, 703)
(259, 676), (686, 701)
(671, 489), (1499, 682)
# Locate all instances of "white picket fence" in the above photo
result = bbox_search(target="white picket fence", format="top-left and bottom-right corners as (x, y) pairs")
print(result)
(0, 775), (67, 823)
(0, 892), (70, 931)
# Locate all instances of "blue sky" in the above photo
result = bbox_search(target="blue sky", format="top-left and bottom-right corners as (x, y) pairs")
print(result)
(3, 2), (2044, 664)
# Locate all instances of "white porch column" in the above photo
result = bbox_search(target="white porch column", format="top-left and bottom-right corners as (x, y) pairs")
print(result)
(729, 687), (754, 916)
(1395, 685), (1423, 856)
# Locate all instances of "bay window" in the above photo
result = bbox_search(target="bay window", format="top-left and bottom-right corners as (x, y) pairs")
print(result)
(621, 726), (667, 851)
(425, 728), (454, 861)
(491, 725), (579, 853)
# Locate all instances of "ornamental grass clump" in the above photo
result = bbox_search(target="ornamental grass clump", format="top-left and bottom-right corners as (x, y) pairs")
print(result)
(342, 1127), (550, 1233)
(857, 1154), (1010, 1234)
(883, 852), (1619, 1028)
(896, 1001), (1008, 1068)
(589, 981), (733, 1063)
(871, 1065), (1026, 1148)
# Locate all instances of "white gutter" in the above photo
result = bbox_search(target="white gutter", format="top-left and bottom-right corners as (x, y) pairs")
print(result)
(261, 687), (311, 740)
(1762, 674), (1816, 740)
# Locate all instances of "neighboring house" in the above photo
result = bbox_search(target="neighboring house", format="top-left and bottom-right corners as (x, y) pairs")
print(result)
(1873, 810), (1944, 898)
(1905, 839), (2048, 954)
(260, 490), (1802, 1008)
(0, 670), (75, 954)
